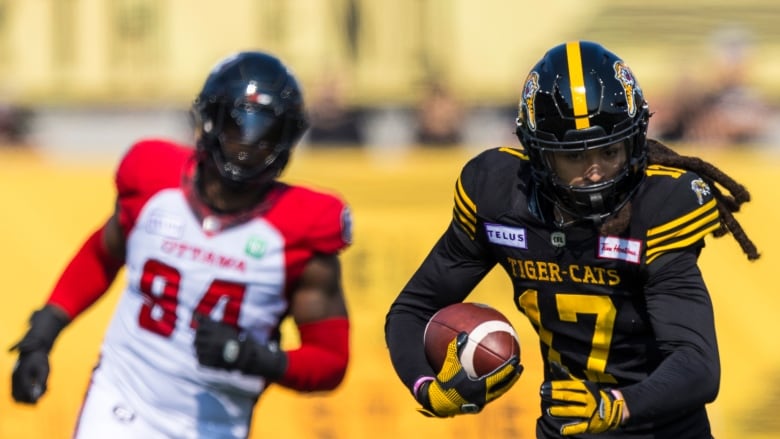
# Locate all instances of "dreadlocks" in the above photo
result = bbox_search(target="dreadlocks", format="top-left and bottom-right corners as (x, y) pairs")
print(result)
(601, 138), (760, 261)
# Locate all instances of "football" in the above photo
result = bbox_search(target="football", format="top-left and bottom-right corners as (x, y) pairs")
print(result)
(423, 302), (520, 379)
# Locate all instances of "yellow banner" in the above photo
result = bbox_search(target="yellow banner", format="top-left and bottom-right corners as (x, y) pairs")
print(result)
(0, 147), (777, 438)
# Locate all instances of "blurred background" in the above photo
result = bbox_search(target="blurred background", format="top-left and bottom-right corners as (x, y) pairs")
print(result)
(0, 0), (778, 438)
(0, 0), (779, 155)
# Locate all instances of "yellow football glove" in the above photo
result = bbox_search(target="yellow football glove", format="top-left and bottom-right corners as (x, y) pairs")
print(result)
(415, 332), (522, 417)
(540, 362), (624, 435)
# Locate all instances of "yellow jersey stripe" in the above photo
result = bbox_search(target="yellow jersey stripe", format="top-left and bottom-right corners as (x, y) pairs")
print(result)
(453, 177), (477, 238)
(647, 199), (717, 238)
(646, 164), (685, 179)
(498, 147), (528, 160)
(566, 41), (589, 129)
(647, 164), (685, 173)
(646, 222), (720, 264)
(646, 209), (719, 252)
(453, 195), (476, 231)
(454, 177), (476, 218)
(646, 208), (719, 248)
(646, 169), (685, 178)
(453, 208), (476, 238)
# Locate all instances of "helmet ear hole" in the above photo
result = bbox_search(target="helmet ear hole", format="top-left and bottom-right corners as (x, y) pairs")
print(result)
(515, 41), (649, 224)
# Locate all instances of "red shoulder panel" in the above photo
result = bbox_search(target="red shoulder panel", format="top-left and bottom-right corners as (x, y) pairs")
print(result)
(267, 185), (352, 255)
(115, 138), (194, 237)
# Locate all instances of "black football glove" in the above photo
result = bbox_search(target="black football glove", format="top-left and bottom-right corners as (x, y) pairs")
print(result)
(415, 332), (522, 417)
(10, 305), (70, 404)
(540, 361), (624, 435)
(193, 315), (287, 380)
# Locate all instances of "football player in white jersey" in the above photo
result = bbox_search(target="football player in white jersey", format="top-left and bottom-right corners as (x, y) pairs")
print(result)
(11, 51), (353, 439)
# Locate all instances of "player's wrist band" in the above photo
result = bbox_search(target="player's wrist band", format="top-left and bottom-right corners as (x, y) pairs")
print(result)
(413, 376), (435, 398)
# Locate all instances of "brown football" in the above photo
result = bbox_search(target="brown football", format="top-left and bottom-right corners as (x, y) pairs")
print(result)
(423, 302), (520, 379)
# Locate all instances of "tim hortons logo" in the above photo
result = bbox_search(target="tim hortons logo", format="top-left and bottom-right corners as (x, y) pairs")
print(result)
(598, 236), (642, 264)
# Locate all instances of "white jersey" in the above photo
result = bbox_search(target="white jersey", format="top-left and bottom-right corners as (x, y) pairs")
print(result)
(75, 139), (351, 439)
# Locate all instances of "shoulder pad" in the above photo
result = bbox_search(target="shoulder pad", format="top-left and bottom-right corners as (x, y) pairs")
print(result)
(115, 139), (193, 236)
(640, 166), (720, 264)
(453, 147), (529, 240)
(271, 186), (352, 253)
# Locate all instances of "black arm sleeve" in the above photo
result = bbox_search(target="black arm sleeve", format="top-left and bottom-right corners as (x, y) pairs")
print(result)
(384, 222), (495, 393)
(620, 249), (720, 424)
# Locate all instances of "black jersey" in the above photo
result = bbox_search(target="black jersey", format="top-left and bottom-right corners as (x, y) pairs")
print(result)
(386, 147), (721, 438)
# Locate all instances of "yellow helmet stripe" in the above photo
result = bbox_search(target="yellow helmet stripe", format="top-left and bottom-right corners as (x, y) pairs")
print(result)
(566, 41), (590, 129)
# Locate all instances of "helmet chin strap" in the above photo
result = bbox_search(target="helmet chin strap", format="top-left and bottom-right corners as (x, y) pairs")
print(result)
(551, 192), (610, 229)
(588, 192), (605, 216)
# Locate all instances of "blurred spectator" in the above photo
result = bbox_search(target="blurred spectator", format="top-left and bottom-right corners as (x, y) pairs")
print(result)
(650, 24), (775, 148)
(306, 73), (364, 146)
(0, 103), (33, 146)
(414, 81), (464, 146)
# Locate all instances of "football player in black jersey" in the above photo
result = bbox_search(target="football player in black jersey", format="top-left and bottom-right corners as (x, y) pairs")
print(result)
(385, 40), (759, 438)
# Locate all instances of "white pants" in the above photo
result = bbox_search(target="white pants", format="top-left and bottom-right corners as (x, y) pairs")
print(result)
(73, 365), (249, 439)
(74, 373), (177, 439)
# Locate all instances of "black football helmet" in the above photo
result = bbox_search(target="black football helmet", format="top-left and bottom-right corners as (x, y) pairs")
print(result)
(192, 51), (308, 191)
(515, 41), (650, 225)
